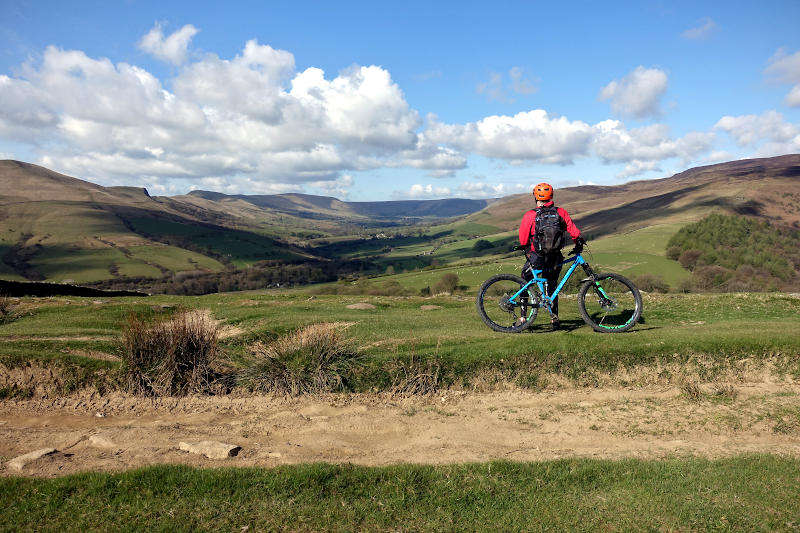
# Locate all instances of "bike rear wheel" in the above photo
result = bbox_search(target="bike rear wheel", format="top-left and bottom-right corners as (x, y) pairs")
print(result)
(578, 273), (642, 333)
(476, 274), (538, 333)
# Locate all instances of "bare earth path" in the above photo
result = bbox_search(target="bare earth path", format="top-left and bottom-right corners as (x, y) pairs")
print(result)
(2, 381), (799, 477)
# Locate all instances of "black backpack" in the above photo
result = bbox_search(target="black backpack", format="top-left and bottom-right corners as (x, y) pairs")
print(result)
(533, 206), (565, 254)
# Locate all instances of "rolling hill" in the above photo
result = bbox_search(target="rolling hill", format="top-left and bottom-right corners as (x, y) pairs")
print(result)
(0, 161), (308, 283)
(0, 161), (492, 284)
(1, 155), (799, 287)
(463, 154), (800, 238)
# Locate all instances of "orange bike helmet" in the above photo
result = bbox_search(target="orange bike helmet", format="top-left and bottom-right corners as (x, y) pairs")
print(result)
(533, 182), (554, 201)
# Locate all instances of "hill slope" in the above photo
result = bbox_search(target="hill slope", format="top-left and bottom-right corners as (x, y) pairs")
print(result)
(0, 161), (306, 282)
(2, 155), (799, 287)
(463, 155), (800, 238)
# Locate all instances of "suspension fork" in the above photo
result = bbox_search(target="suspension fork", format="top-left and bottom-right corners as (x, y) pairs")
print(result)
(581, 262), (611, 300)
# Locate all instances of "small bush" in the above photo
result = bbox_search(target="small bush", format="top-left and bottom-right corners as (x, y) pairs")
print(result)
(238, 323), (359, 395)
(0, 294), (16, 324)
(678, 249), (703, 271)
(432, 273), (459, 294)
(120, 310), (219, 396)
(632, 273), (670, 293)
(682, 380), (702, 402)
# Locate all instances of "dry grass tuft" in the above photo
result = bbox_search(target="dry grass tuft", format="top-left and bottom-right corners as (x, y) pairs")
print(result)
(120, 310), (219, 396)
(681, 379), (703, 402)
(238, 323), (359, 395)
(388, 354), (442, 396)
(0, 293), (17, 324)
(714, 383), (739, 401)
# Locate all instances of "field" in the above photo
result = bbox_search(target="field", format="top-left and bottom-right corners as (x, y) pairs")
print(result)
(2, 285), (800, 530)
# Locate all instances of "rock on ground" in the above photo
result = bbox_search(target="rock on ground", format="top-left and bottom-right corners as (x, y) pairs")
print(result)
(346, 303), (376, 310)
(179, 441), (241, 460)
(8, 448), (57, 471)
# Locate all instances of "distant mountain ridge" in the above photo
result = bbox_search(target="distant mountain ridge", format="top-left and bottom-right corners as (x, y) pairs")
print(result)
(185, 190), (495, 219)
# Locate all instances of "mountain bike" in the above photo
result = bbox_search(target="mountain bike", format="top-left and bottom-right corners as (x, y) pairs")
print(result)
(476, 244), (642, 333)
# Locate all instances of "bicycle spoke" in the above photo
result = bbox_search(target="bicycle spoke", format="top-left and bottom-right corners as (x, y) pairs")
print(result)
(580, 276), (640, 331)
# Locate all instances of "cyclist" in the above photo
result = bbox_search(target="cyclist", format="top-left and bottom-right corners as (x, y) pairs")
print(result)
(518, 182), (585, 330)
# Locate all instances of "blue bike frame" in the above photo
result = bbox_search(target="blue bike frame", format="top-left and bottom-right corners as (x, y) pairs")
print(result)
(508, 253), (608, 315)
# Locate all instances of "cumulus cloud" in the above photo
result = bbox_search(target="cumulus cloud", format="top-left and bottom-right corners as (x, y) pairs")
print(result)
(427, 110), (592, 164)
(0, 29), (737, 194)
(404, 183), (452, 199)
(457, 181), (529, 198)
(0, 36), (461, 191)
(309, 174), (354, 199)
(765, 49), (800, 107)
(599, 66), (668, 119)
(682, 17), (718, 40)
(592, 120), (714, 163)
(138, 23), (199, 65)
(715, 111), (800, 156)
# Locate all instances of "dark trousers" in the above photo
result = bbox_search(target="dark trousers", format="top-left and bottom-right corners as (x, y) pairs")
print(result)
(522, 251), (563, 317)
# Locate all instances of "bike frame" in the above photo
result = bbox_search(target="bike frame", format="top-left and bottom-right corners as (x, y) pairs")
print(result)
(508, 253), (609, 315)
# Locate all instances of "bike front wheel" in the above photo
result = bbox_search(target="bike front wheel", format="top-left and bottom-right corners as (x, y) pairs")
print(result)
(578, 273), (642, 333)
(476, 274), (538, 333)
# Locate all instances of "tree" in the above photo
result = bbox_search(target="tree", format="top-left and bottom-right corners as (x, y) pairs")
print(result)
(433, 272), (459, 294)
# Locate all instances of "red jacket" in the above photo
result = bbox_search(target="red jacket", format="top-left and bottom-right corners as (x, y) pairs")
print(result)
(518, 201), (581, 248)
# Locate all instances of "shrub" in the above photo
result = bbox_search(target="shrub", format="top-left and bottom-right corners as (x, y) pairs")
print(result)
(0, 294), (16, 324)
(678, 249), (703, 271)
(432, 272), (459, 294)
(676, 278), (693, 293)
(473, 239), (493, 252)
(691, 265), (732, 291)
(632, 273), (670, 293)
(666, 245), (682, 261)
(120, 310), (219, 396)
(237, 323), (359, 395)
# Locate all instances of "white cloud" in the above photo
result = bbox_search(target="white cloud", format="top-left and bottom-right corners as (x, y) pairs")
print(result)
(457, 181), (528, 198)
(401, 183), (452, 199)
(309, 174), (354, 199)
(0, 36), (463, 192)
(617, 160), (661, 179)
(509, 67), (537, 95)
(476, 67), (537, 102)
(138, 23), (199, 65)
(476, 72), (506, 102)
(715, 111), (800, 156)
(682, 17), (718, 40)
(599, 66), (668, 119)
(765, 49), (800, 107)
(592, 120), (714, 163)
(427, 110), (592, 164)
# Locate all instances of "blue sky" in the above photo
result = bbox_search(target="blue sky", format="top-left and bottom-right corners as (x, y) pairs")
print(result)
(1, 1), (799, 201)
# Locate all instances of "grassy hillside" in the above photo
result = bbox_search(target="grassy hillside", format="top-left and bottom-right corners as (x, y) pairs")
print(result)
(2, 155), (799, 289)
(455, 154), (800, 238)
(0, 161), (309, 283)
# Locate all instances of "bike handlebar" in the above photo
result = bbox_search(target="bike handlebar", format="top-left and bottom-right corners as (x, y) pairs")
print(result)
(512, 244), (585, 256)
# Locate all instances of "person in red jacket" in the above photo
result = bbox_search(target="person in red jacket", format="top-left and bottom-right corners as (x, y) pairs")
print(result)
(518, 182), (585, 330)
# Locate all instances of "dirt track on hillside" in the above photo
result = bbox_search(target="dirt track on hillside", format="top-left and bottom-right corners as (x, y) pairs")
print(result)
(2, 379), (800, 478)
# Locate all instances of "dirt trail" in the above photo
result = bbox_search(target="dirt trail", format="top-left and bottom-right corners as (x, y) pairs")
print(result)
(2, 381), (799, 478)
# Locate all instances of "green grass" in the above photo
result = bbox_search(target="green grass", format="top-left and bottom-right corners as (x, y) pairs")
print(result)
(126, 245), (225, 273)
(3, 291), (799, 391)
(2, 456), (799, 531)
